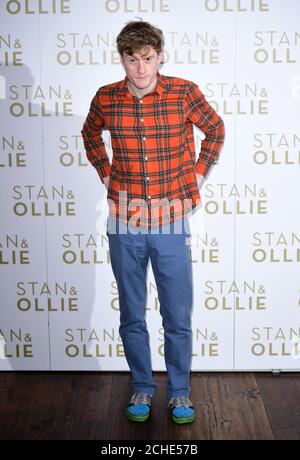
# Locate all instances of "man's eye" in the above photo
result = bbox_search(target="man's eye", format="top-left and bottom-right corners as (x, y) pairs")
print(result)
(129, 57), (152, 63)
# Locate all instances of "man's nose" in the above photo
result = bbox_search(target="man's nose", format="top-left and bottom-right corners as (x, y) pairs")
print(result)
(137, 61), (146, 73)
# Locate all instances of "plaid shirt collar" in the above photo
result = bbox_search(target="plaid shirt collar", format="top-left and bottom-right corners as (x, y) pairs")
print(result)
(119, 70), (165, 98)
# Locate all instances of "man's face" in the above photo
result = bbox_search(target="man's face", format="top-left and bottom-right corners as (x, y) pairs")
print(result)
(120, 46), (163, 91)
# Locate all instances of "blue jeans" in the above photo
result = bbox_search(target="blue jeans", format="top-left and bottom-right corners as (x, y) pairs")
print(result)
(106, 214), (193, 399)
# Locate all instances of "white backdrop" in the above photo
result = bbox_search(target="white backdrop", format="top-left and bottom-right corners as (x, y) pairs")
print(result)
(1, 0), (300, 371)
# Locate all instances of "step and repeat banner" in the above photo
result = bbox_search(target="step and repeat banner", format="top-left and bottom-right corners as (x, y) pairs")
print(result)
(1, 0), (300, 371)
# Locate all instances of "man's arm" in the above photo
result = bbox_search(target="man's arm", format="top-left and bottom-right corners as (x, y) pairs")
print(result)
(184, 82), (225, 182)
(81, 91), (111, 184)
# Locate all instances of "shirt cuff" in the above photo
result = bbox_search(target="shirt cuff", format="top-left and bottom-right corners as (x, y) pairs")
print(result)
(194, 161), (214, 178)
(96, 163), (111, 183)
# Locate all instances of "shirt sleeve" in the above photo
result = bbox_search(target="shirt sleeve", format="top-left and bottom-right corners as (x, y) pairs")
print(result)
(184, 82), (225, 178)
(81, 90), (111, 183)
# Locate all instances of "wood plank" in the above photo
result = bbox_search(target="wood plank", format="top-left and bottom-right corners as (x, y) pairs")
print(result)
(69, 371), (112, 440)
(186, 372), (274, 440)
(256, 372), (300, 439)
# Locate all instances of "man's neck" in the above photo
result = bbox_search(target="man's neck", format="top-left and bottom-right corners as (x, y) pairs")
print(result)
(127, 75), (158, 99)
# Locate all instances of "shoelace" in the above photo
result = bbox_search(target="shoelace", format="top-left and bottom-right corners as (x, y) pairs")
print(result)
(167, 396), (193, 409)
(131, 393), (152, 405)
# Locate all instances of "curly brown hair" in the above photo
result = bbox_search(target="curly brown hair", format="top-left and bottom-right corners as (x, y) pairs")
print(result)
(116, 19), (164, 57)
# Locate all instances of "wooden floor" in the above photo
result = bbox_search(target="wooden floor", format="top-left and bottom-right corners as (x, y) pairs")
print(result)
(0, 371), (300, 440)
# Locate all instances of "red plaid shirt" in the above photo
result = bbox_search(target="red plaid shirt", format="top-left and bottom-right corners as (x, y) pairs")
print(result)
(81, 71), (225, 229)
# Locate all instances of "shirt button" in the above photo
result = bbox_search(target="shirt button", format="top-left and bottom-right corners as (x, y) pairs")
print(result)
(143, 136), (146, 140)
(141, 118), (144, 122)
(140, 100), (143, 104)
(144, 157), (148, 160)
(146, 176), (149, 181)
(148, 195), (151, 199)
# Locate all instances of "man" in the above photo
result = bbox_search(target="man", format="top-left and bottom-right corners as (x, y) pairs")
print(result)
(81, 20), (225, 425)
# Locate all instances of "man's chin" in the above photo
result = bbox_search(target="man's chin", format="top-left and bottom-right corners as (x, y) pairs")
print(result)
(133, 77), (151, 87)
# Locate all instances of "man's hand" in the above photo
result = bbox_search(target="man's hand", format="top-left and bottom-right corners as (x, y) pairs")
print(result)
(103, 176), (110, 190)
(196, 173), (205, 189)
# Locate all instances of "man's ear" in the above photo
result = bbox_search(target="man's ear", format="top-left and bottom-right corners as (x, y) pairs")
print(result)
(158, 50), (164, 64)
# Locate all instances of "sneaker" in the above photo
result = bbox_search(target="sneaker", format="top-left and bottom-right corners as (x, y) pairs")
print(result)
(126, 392), (152, 422)
(168, 396), (196, 424)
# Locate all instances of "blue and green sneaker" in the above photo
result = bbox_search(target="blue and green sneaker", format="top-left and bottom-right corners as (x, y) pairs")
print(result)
(126, 393), (152, 422)
(168, 396), (196, 424)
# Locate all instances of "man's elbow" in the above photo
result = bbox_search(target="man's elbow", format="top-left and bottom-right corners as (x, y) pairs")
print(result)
(218, 116), (225, 143)
(218, 115), (225, 132)
(81, 124), (87, 141)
